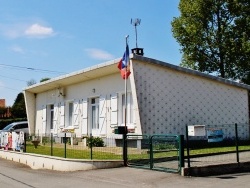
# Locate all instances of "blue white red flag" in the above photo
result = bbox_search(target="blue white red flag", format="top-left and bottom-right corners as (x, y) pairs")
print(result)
(117, 44), (130, 79)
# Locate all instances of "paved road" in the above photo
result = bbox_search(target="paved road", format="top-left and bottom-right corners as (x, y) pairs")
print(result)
(0, 158), (250, 188)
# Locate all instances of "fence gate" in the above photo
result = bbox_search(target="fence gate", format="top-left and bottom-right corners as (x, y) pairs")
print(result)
(126, 134), (184, 173)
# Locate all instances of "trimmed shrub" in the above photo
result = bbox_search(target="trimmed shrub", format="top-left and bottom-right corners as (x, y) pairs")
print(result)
(86, 136), (104, 147)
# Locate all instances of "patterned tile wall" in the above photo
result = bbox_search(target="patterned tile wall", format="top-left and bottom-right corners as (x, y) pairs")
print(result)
(132, 61), (249, 139)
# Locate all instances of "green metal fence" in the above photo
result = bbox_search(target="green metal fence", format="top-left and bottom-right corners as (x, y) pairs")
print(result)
(185, 123), (250, 168)
(24, 133), (123, 160)
(126, 134), (184, 173)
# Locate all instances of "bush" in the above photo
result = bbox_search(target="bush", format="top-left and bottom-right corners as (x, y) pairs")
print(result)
(86, 136), (104, 147)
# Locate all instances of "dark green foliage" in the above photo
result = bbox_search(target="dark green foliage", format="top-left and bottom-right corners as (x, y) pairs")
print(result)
(40, 78), (50, 82)
(86, 136), (104, 147)
(154, 143), (176, 150)
(172, 0), (250, 81)
(11, 92), (27, 118)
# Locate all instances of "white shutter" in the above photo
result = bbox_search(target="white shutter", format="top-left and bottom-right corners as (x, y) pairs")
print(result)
(42, 105), (47, 134)
(81, 99), (88, 135)
(73, 100), (79, 127)
(99, 96), (107, 135)
(110, 94), (118, 126)
(53, 103), (59, 134)
(60, 103), (65, 127)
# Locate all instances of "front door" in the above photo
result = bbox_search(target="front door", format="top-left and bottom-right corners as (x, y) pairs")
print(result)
(90, 98), (99, 136)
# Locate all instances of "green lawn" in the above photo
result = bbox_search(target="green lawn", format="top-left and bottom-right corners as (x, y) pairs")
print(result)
(26, 143), (123, 160)
(25, 142), (250, 160)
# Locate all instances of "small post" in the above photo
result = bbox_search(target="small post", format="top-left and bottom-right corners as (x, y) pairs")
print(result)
(149, 136), (153, 170)
(235, 123), (239, 164)
(186, 125), (190, 168)
(64, 133), (67, 158)
(123, 129), (128, 166)
(24, 133), (27, 152)
(51, 133), (53, 156)
(90, 133), (93, 160)
(179, 135), (185, 173)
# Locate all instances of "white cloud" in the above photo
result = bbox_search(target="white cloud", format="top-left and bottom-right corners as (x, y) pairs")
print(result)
(10, 45), (25, 53)
(85, 48), (115, 60)
(25, 23), (54, 37)
(0, 23), (55, 39)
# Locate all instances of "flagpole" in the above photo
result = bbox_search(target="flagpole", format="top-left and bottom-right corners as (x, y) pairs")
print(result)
(124, 35), (129, 134)
(123, 35), (129, 166)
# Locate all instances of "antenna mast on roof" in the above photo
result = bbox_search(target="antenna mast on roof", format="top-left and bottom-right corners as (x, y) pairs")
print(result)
(131, 18), (144, 56)
(131, 18), (141, 48)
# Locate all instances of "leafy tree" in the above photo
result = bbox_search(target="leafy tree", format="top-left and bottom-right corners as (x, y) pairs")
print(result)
(171, 0), (250, 82)
(241, 72), (250, 85)
(27, 79), (37, 86)
(11, 92), (27, 118)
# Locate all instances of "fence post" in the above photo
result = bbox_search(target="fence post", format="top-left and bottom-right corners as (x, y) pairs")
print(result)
(178, 135), (185, 173)
(123, 133), (128, 166)
(185, 125), (190, 167)
(51, 133), (53, 156)
(64, 133), (67, 158)
(24, 133), (27, 152)
(149, 136), (153, 170)
(235, 123), (239, 164)
(90, 133), (93, 160)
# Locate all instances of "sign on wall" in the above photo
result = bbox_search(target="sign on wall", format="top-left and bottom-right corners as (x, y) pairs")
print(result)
(207, 129), (223, 142)
(188, 125), (206, 137)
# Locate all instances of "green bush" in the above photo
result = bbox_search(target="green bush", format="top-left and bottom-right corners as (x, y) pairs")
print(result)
(154, 143), (176, 150)
(86, 136), (104, 147)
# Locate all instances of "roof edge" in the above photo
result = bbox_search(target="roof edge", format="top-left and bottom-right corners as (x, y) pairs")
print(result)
(131, 54), (250, 91)
(24, 58), (121, 91)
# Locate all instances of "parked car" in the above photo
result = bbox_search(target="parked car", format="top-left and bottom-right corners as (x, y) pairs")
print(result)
(0, 121), (29, 134)
(0, 121), (28, 150)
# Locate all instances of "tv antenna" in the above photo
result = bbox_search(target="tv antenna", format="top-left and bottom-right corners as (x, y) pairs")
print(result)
(131, 18), (141, 48)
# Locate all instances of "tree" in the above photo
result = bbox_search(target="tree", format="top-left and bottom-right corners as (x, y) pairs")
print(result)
(40, 77), (50, 82)
(171, 0), (250, 82)
(11, 92), (27, 118)
(27, 79), (37, 86)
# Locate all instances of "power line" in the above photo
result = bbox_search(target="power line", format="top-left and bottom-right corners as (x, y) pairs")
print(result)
(0, 85), (20, 91)
(0, 74), (27, 82)
(0, 63), (66, 74)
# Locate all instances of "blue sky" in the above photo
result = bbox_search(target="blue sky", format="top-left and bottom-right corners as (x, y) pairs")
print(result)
(0, 0), (182, 106)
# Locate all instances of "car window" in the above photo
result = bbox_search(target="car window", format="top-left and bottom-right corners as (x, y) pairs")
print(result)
(2, 123), (14, 130)
(2, 122), (28, 131)
(13, 124), (19, 130)
(19, 123), (28, 129)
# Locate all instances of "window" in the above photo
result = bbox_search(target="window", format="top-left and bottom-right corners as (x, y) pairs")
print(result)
(91, 98), (99, 130)
(19, 123), (28, 129)
(68, 102), (74, 127)
(49, 105), (54, 129)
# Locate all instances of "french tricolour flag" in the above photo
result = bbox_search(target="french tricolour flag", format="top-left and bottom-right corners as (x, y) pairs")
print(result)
(117, 44), (131, 79)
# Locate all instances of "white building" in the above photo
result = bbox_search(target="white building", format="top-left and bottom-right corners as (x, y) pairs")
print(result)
(24, 54), (250, 144)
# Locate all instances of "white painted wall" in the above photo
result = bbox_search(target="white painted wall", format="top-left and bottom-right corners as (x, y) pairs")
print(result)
(132, 60), (249, 138)
(32, 73), (140, 138)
